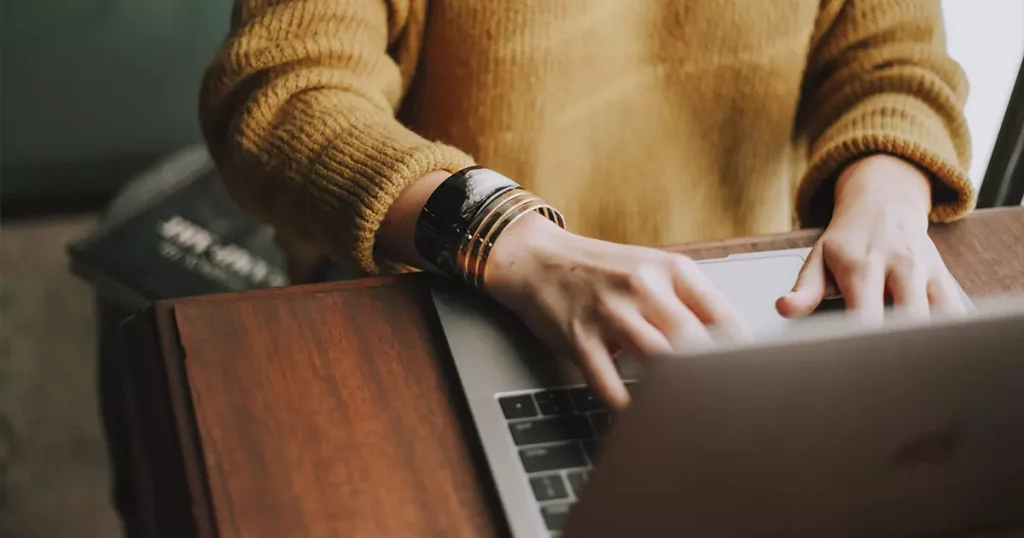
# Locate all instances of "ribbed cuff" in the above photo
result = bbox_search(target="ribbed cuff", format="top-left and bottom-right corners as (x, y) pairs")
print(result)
(797, 94), (975, 227)
(306, 122), (475, 275)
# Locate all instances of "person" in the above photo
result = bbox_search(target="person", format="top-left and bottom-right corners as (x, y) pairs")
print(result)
(200, 0), (974, 409)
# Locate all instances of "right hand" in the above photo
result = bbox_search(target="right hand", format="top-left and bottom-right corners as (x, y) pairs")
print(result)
(484, 213), (746, 410)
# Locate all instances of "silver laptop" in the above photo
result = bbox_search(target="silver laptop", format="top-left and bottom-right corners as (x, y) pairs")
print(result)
(429, 249), (1022, 537)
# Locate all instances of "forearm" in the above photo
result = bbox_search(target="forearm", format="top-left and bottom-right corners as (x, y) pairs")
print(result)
(796, 0), (972, 227)
(199, 0), (474, 275)
(377, 171), (451, 270)
(202, 86), (472, 274)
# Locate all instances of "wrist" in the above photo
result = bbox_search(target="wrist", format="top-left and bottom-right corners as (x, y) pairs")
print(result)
(484, 212), (571, 293)
(411, 166), (567, 289)
(834, 154), (932, 218)
(379, 170), (452, 268)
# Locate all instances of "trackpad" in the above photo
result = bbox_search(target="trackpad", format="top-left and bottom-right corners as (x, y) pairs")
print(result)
(696, 254), (806, 336)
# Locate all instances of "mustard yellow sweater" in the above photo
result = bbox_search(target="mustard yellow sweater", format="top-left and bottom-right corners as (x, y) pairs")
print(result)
(200, 0), (974, 277)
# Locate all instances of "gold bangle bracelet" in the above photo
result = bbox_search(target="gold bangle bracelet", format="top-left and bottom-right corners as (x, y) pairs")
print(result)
(474, 200), (560, 290)
(444, 182), (564, 289)
(468, 197), (546, 288)
(459, 190), (533, 274)
(457, 189), (535, 284)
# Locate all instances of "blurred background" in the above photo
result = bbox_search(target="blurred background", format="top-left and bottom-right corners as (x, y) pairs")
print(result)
(0, 1), (1022, 536)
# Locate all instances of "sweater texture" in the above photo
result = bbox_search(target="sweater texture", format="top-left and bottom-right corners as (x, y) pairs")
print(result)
(200, 0), (973, 277)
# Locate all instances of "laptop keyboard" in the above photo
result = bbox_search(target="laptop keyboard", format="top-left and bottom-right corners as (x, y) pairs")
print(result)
(497, 382), (636, 536)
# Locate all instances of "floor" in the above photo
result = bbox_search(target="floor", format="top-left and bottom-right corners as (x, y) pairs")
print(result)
(0, 215), (122, 538)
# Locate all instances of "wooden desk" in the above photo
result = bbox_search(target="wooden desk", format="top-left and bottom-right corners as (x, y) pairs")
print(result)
(118, 207), (1024, 538)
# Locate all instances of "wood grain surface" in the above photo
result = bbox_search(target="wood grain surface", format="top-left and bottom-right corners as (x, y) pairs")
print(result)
(171, 277), (500, 538)
(148, 207), (1024, 538)
(677, 206), (1024, 298)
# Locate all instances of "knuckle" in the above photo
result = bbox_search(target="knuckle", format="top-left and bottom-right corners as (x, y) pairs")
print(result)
(822, 238), (860, 269)
(888, 249), (920, 274)
(667, 254), (698, 279)
(819, 235), (851, 259)
(671, 253), (697, 270)
(617, 264), (661, 295)
(834, 256), (864, 275)
(604, 268), (636, 292)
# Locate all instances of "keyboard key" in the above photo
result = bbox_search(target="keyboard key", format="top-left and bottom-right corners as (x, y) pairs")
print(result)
(499, 394), (538, 419)
(568, 387), (602, 411)
(541, 503), (572, 531)
(581, 440), (601, 464)
(529, 474), (569, 501)
(567, 470), (589, 497)
(534, 390), (573, 415)
(588, 412), (612, 437)
(509, 416), (593, 446)
(520, 443), (587, 473)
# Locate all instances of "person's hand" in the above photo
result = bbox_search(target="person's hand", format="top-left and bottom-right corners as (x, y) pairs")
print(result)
(777, 154), (965, 322)
(484, 214), (746, 410)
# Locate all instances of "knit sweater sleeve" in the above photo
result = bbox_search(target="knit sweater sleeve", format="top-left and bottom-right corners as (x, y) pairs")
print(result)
(795, 0), (974, 227)
(199, 0), (474, 275)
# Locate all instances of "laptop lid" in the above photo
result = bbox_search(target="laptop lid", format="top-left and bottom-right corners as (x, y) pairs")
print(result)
(565, 296), (1024, 538)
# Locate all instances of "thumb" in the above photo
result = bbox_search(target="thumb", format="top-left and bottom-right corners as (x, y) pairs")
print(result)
(776, 245), (826, 318)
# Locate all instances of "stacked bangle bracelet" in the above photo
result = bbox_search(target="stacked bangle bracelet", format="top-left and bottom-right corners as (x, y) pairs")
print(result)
(414, 167), (566, 290)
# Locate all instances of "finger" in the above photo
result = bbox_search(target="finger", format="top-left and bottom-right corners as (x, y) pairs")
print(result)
(633, 274), (718, 349)
(644, 297), (715, 351)
(887, 266), (930, 319)
(928, 270), (967, 315)
(837, 259), (886, 324)
(574, 331), (630, 411)
(602, 305), (676, 357)
(670, 259), (746, 336)
(776, 244), (827, 318)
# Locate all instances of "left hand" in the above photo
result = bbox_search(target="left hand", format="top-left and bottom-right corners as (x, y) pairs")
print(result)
(776, 154), (966, 322)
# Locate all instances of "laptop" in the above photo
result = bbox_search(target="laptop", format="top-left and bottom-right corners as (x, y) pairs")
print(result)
(564, 295), (1024, 537)
(429, 249), (1022, 537)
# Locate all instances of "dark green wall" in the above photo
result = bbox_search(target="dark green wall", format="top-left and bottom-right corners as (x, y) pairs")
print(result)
(1, 1), (232, 202)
